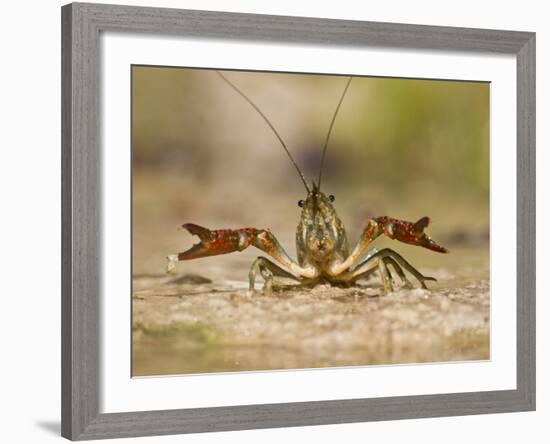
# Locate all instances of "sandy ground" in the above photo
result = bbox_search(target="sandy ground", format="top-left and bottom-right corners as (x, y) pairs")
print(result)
(132, 248), (489, 376)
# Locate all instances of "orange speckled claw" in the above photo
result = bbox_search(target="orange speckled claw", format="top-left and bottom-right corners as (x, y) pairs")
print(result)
(175, 223), (295, 263)
(376, 216), (449, 254)
(176, 223), (258, 260)
(167, 223), (303, 280)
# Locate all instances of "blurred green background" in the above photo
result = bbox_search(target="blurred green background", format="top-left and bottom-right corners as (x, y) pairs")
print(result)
(132, 66), (489, 275)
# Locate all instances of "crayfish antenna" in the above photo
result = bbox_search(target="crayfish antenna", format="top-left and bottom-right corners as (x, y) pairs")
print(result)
(317, 76), (353, 190)
(215, 71), (310, 193)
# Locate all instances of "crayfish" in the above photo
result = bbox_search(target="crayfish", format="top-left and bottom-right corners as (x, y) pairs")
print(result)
(167, 72), (448, 294)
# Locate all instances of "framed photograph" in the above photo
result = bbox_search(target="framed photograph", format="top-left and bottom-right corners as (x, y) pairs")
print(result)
(61, 2), (535, 440)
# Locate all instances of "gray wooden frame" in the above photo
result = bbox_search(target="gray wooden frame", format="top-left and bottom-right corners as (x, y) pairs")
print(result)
(61, 2), (536, 440)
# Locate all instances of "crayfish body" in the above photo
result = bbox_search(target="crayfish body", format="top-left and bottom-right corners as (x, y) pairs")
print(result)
(167, 72), (448, 294)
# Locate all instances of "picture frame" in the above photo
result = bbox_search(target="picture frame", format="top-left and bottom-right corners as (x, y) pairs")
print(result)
(61, 2), (535, 440)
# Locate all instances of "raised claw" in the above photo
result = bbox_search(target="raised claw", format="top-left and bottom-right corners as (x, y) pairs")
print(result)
(168, 223), (315, 279)
(176, 223), (258, 260)
(373, 216), (449, 253)
(171, 223), (298, 265)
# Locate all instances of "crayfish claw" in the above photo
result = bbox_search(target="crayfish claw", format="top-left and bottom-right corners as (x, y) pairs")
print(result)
(413, 216), (430, 233)
(374, 216), (449, 254)
(181, 223), (213, 242)
(176, 242), (216, 261)
(423, 237), (449, 254)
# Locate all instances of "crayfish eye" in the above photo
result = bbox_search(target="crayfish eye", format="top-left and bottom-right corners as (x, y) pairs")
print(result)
(328, 194), (335, 202)
(298, 200), (305, 208)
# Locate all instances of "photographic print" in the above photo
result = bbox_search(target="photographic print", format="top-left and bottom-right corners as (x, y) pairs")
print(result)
(131, 67), (490, 377)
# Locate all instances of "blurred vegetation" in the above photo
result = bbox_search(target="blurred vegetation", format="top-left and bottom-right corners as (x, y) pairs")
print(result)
(132, 66), (489, 198)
